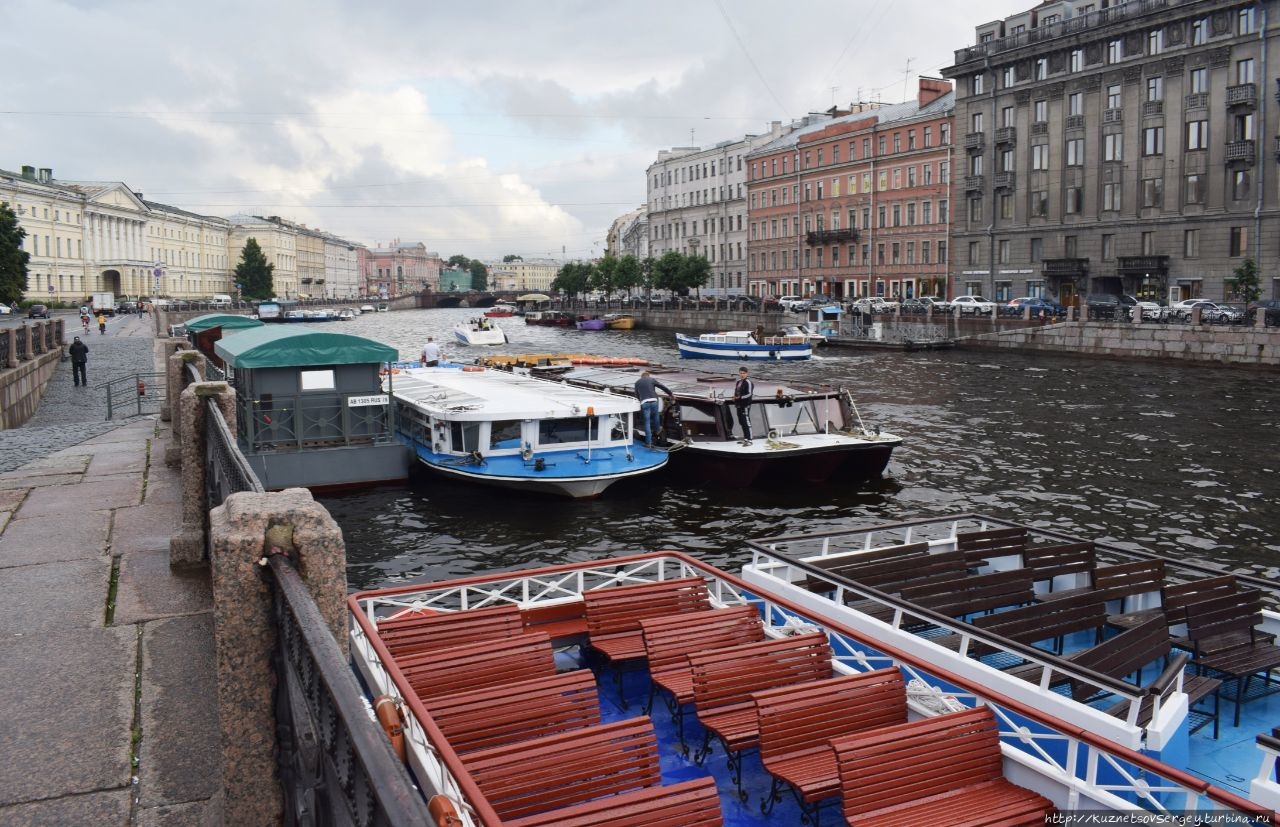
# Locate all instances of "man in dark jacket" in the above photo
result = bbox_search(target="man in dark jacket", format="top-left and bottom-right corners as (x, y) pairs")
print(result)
(729, 366), (754, 443)
(69, 336), (89, 387)
(633, 370), (673, 448)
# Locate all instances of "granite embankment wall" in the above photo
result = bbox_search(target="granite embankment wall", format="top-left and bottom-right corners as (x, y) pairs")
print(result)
(0, 320), (66, 429)
(966, 321), (1280, 367)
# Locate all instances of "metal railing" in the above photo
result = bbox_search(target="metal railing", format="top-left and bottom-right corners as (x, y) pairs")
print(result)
(271, 554), (432, 827)
(101, 372), (167, 420)
(241, 394), (393, 453)
(205, 402), (264, 509)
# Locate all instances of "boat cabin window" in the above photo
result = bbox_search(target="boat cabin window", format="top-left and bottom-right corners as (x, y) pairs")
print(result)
(538, 417), (591, 444)
(299, 369), (335, 391)
(608, 414), (628, 441)
(489, 420), (522, 450)
(450, 421), (480, 453)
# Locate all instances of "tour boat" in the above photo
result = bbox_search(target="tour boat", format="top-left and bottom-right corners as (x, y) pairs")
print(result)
(348, 540), (1279, 826)
(523, 310), (574, 327)
(520, 362), (901, 487)
(675, 331), (812, 361)
(602, 313), (635, 330)
(483, 304), (516, 318)
(453, 319), (507, 346)
(386, 365), (667, 498)
(575, 316), (606, 331)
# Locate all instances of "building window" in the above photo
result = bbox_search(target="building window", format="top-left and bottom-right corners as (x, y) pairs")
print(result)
(1146, 76), (1163, 102)
(891, 243), (901, 265)
(970, 154), (984, 176)
(1034, 58), (1047, 80)
(1229, 226), (1248, 256)
(923, 127), (933, 147)
(968, 241), (981, 264)
(1239, 7), (1256, 35)
(969, 196), (983, 222)
(907, 166), (917, 187)
(1237, 58), (1255, 84)
(1001, 106), (1015, 127)
(1031, 191), (1048, 217)
(878, 136), (886, 155)
(1186, 120), (1208, 150)
(1103, 182), (1122, 211)
(1031, 144), (1049, 170)
(1184, 229), (1200, 258)
(1065, 186), (1083, 214)
(1107, 84), (1122, 109)
(1000, 193), (1014, 219)
(972, 112), (984, 133)
(1068, 92), (1082, 116)
(907, 202), (916, 225)
(922, 241), (932, 263)
(1003, 66), (1015, 87)
(877, 244), (886, 265)
(1233, 170), (1251, 201)
(1192, 18), (1207, 45)
(1034, 100), (1047, 122)
(1142, 126), (1164, 155)
(972, 74), (985, 95)
(922, 201), (932, 223)
(1102, 234), (1114, 260)
(1030, 237), (1043, 262)
(1000, 149), (1014, 172)
(1066, 138), (1084, 166)
(892, 204), (901, 227)
(938, 199), (948, 223)
(1141, 178), (1164, 208)
(1190, 67), (1208, 94)
(1234, 112), (1255, 140)
(998, 239), (1011, 264)
(1148, 29), (1164, 55)
(1104, 133), (1123, 161)
(1108, 39), (1122, 63)
(1184, 173), (1205, 205)
(1065, 236), (1079, 258)
(940, 123), (950, 144)
(907, 129), (916, 150)
(893, 133), (902, 153)
(938, 241), (947, 263)
(1070, 49), (1083, 72)
(878, 206), (886, 228)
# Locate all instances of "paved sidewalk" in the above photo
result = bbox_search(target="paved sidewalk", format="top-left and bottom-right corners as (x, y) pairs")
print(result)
(0, 317), (222, 826)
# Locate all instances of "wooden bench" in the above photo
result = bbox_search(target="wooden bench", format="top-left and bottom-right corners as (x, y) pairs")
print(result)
(1185, 589), (1280, 728)
(956, 526), (1028, 570)
(399, 632), (557, 700)
(462, 717), (662, 823)
(582, 576), (711, 663)
(1095, 559), (1166, 613)
(420, 670), (600, 754)
(688, 632), (833, 777)
(376, 603), (525, 660)
(1111, 575), (1239, 640)
(833, 706), (1056, 826)
(756, 668), (907, 815)
(972, 592), (1107, 656)
(841, 549), (971, 622)
(639, 605), (764, 711)
(1022, 541), (1096, 598)
(1105, 653), (1222, 739)
(898, 568), (1035, 620)
(505, 777), (724, 827)
(796, 541), (930, 592)
(1005, 614), (1168, 697)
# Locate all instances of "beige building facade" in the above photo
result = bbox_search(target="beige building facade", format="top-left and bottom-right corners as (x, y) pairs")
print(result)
(481, 258), (560, 292)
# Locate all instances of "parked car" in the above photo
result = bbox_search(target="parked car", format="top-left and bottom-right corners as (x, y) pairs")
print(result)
(899, 298), (928, 315)
(919, 296), (951, 313)
(851, 297), (895, 314)
(0, 304), (10, 315)
(778, 294), (805, 312)
(723, 294), (759, 309)
(952, 295), (996, 315)
(1118, 295), (1167, 321)
(1245, 299), (1280, 327)
(1006, 297), (1067, 318)
(1170, 298), (1215, 320)
(1203, 302), (1244, 324)
(27, 304), (49, 319)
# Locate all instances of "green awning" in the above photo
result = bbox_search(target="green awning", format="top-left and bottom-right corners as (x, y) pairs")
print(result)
(214, 326), (400, 369)
(183, 313), (265, 333)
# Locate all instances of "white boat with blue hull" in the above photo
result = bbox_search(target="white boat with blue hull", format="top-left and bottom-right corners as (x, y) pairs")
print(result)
(387, 365), (666, 499)
(348, 550), (1279, 826)
(676, 331), (812, 361)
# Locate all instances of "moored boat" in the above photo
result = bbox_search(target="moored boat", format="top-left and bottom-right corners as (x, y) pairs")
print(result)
(676, 331), (812, 361)
(386, 365), (667, 498)
(483, 304), (516, 318)
(602, 313), (635, 330)
(348, 548), (1279, 824)
(781, 323), (827, 346)
(575, 315), (606, 331)
(453, 318), (507, 346)
(523, 310), (575, 327)
(522, 362), (900, 487)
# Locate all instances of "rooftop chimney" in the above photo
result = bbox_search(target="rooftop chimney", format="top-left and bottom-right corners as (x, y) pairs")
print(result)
(20, 165), (35, 180)
(134, 192), (144, 200)
(918, 77), (952, 107)
(37, 168), (52, 183)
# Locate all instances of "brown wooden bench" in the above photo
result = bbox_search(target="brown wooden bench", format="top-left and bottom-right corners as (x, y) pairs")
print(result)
(462, 717), (662, 823)
(833, 706), (1056, 826)
(505, 777), (724, 827)
(795, 541), (930, 591)
(688, 632), (833, 779)
(376, 603), (525, 660)
(1111, 575), (1239, 640)
(841, 549), (971, 622)
(972, 592), (1107, 656)
(1022, 541), (1096, 599)
(1005, 614), (1168, 696)
(582, 576), (712, 663)
(755, 668), (906, 816)
(1185, 589), (1280, 728)
(898, 568), (1035, 620)
(639, 605), (764, 712)
(399, 632), (557, 700)
(420, 669), (600, 754)
(956, 526), (1028, 570)
(1105, 653), (1222, 739)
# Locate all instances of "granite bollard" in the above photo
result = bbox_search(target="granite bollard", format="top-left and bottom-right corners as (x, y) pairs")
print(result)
(170, 381), (235, 567)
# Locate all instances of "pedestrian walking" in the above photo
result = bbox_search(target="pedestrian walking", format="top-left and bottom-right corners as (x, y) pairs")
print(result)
(728, 366), (754, 443)
(69, 336), (89, 387)
(97, 313), (106, 335)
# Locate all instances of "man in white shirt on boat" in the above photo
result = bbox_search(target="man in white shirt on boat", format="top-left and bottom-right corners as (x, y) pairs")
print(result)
(421, 337), (441, 367)
(633, 370), (673, 448)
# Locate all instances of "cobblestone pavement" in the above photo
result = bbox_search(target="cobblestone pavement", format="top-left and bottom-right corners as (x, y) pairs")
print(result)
(0, 312), (162, 473)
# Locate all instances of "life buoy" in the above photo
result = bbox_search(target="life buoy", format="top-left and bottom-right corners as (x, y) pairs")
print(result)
(462, 366), (483, 372)
(373, 695), (406, 762)
(428, 796), (463, 826)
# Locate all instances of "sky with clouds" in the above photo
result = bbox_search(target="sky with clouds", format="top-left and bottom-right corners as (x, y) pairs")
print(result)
(4, 0), (1020, 260)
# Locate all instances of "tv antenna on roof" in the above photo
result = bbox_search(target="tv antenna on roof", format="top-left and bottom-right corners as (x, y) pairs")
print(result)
(902, 57), (915, 101)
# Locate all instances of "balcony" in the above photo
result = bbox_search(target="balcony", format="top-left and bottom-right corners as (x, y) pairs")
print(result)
(964, 175), (985, 193)
(1064, 114), (1085, 131)
(805, 228), (860, 245)
(993, 172), (1016, 191)
(964, 132), (985, 151)
(1225, 139), (1256, 164)
(1042, 257), (1089, 277)
(1226, 83), (1257, 109)
(1031, 122), (1049, 136)
(1142, 100), (1164, 117)
(995, 126), (1017, 146)
(300, 277), (314, 284)
(1117, 255), (1169, 275)
(1184, 92), (1209, 110)
(1103, 108), (1123, 124)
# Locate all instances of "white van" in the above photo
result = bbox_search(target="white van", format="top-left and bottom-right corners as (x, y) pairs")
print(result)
(210, 294), (234, 307)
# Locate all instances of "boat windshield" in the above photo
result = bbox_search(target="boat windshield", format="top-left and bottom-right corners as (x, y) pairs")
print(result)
(764, 397), (846, 435)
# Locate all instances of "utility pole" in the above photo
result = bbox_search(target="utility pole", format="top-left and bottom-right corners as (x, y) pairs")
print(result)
(902, 57), (915, 102)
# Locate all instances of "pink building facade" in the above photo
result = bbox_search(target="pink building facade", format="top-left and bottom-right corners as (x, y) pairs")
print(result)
(360, 241), (443, 297)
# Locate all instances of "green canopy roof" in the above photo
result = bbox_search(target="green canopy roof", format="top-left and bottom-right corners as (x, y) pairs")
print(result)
(214, 326), (400, 369)
(183, 313), (265, 333)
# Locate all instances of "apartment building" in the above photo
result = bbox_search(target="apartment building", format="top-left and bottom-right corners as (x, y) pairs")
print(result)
(606, 206), (648, 260)
(747, 80), (955, 301)
(363, 241), (442, 297)
(481, 258), (560, 292)
(324, 236), (361, 300)
(141, 200), (231, 300)
(227, 214), (299, 300)
(646, 125), (790, 297)
(944, 0), (1279, 305)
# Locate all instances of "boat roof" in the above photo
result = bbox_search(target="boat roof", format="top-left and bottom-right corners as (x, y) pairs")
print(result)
(550, 363), (841, 402)
(214, 326), (399, 369)
(391, 366), (641, 421)
(183, 313), (265, 333)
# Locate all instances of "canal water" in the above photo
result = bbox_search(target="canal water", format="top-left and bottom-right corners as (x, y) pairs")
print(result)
(316, 307), (1280, 591)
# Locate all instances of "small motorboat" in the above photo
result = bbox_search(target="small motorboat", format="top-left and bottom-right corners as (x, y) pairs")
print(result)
(602, 313), (635, 330)
(376, 304), (389, 313)
(454, 318), (507, 346)
(337, 308), (357, 320)
(359, 305), (376, 313)
(782, 323), (827, 346)
(675, 330), (811, 360)
(576, 316), (606, 331)
(484, 304), (516, 318)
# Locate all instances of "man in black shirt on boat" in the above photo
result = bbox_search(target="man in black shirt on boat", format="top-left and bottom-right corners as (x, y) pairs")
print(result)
(634, 370), (673, 448)
(729, 366), (754, 444)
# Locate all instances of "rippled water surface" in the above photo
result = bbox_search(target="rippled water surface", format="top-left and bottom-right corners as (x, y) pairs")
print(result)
(317, 308), (1280, 591)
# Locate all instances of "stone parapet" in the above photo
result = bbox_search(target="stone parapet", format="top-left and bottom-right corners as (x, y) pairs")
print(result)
(0, 348), (64, 429)
(966, 322), (1280, 367)
(170, 381), (235, 566)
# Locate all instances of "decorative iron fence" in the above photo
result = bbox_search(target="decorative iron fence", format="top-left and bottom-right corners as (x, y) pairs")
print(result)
(15, 329), (29, 361)
(205, 402), (264, 509)
(242, 394), (393, 453)
(101, 372), (167, 420)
